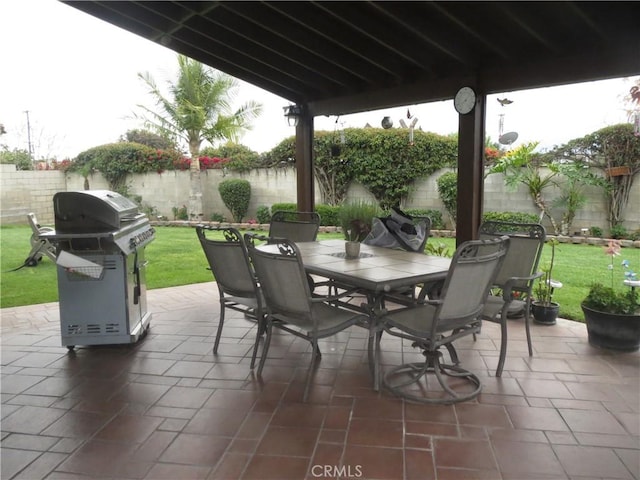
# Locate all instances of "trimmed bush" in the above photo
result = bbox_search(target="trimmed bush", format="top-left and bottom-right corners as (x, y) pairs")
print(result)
(589, 226), (603, 237)
(218, 179), (251, 222)
(270, 203), (297, 213)
(256, 205), (271, 224)
(609, 224), (628, 239)
(316, 204), (341, 226)
(405, 208), (445, 230)
(482, 211), (539, 224)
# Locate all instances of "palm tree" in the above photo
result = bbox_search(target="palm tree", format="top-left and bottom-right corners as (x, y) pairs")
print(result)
(137, 55), (262, 218)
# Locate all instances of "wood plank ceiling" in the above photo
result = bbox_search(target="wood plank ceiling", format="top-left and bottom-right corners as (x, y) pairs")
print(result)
(64, 1), (640, 115)
(63, 1), (640, 241)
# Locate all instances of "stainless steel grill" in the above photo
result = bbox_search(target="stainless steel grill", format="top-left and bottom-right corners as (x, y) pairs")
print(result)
(40, 190), (155, 349)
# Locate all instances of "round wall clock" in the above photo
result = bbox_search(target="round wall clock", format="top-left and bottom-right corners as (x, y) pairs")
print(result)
(454, 86), (477, 115)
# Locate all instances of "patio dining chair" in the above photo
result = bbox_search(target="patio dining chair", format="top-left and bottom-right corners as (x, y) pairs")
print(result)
(245, 233), (368, 402)
(196, 226), (264, 369)
(269, 210), (322, 291)
(375, 236), (509, 404)
(268, 210), (321, 242)
(479, 221), (546, 376)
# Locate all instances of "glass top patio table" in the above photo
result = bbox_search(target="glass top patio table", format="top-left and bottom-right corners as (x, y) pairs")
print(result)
(259, 239), (450, 303)
(257, 239), (451, 391)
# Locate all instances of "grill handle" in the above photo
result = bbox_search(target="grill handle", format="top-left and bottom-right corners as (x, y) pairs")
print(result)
(133, 250), (141, 305)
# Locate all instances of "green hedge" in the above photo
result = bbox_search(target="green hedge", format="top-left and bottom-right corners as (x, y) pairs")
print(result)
(482, 211), (540, 224)
(267, 203), (338, 226)
(404, 208), (445, 230)
(264, 128), (457, 208)
(315, 204), (340, 226)
(264, 205), (538, 231)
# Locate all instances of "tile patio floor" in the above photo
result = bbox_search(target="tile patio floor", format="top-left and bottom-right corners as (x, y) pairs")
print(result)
(1, 282), (638, 480)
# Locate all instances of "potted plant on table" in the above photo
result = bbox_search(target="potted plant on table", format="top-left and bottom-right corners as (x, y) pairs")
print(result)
(581, 240), (640, 351)
(532, 239), (560, 325)
(339, 201), (379, 258)
(344, 219), (371, 258)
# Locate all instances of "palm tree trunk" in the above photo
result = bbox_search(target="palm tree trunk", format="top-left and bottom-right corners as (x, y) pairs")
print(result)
(188, 143), (203, 220)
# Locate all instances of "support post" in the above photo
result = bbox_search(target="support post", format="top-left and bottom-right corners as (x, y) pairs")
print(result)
(295, 109), (315, 212)
(456, 93), (486, 246)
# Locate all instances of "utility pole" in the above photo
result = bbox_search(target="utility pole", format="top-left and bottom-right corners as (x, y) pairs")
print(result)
(24, 110), (33, 164)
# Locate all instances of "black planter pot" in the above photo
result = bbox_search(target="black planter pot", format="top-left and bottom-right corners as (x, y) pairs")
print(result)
(531, 302), (559, 325)
(581, 304), (640, 351)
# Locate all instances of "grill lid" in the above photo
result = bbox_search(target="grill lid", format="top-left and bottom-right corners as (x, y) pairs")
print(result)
(53, 190), (142, 233)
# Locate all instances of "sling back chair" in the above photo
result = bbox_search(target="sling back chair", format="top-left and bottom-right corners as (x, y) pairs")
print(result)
(375, 236), (509, 404)
(196, 226), (264, 369)
(268, 210), (321, 242)
(269, 210), (321, 291)
(479, 221), (546, 377)
(245, 233), (368, 402)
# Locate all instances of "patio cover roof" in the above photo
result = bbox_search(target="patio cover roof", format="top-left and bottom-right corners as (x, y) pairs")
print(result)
(64, 1), (640, 241)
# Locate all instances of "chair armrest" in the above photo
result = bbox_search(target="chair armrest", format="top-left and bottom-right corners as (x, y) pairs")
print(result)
(425, 298), (443, 306)
(501, 272), (544, 300)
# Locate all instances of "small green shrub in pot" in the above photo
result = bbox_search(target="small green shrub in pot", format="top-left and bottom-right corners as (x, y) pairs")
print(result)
(582, 283), (639, 315)
(533, 239), (559, 307)
(582, 240), (639, 315)
(532, 238), (560, 325)
(581, 239), (640, 351)
(218, 179), (251, 222)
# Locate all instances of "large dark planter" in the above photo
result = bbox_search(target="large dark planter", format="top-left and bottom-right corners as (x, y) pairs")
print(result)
(581, 304), (640, 351)
(532, 302), (559, 325)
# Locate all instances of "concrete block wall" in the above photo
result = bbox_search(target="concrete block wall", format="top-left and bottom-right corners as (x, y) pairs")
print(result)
(126, 168), (314, 221)
(1, 165), (638, 233)
(0, 165), (66, 224)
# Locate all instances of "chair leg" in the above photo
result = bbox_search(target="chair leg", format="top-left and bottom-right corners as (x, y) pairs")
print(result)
(383, 349), (481, 404)
(496, 316), (508, 377)
(249, 313), (264, 369)
(257, 320), (273, 377)
(371, 327), (383, 392)
(213, 302), (225, 354)
(444, 343), (459, 365)
(524, 300), (533, 357)
(303, 338), (320, 402)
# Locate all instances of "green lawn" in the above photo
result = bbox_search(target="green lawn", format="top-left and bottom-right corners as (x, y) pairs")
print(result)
(0, 225), (341, 309)
(3, 225), (638, 321)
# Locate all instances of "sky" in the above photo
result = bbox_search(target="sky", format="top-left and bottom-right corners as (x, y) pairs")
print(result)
(1, 0), (638, 161)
